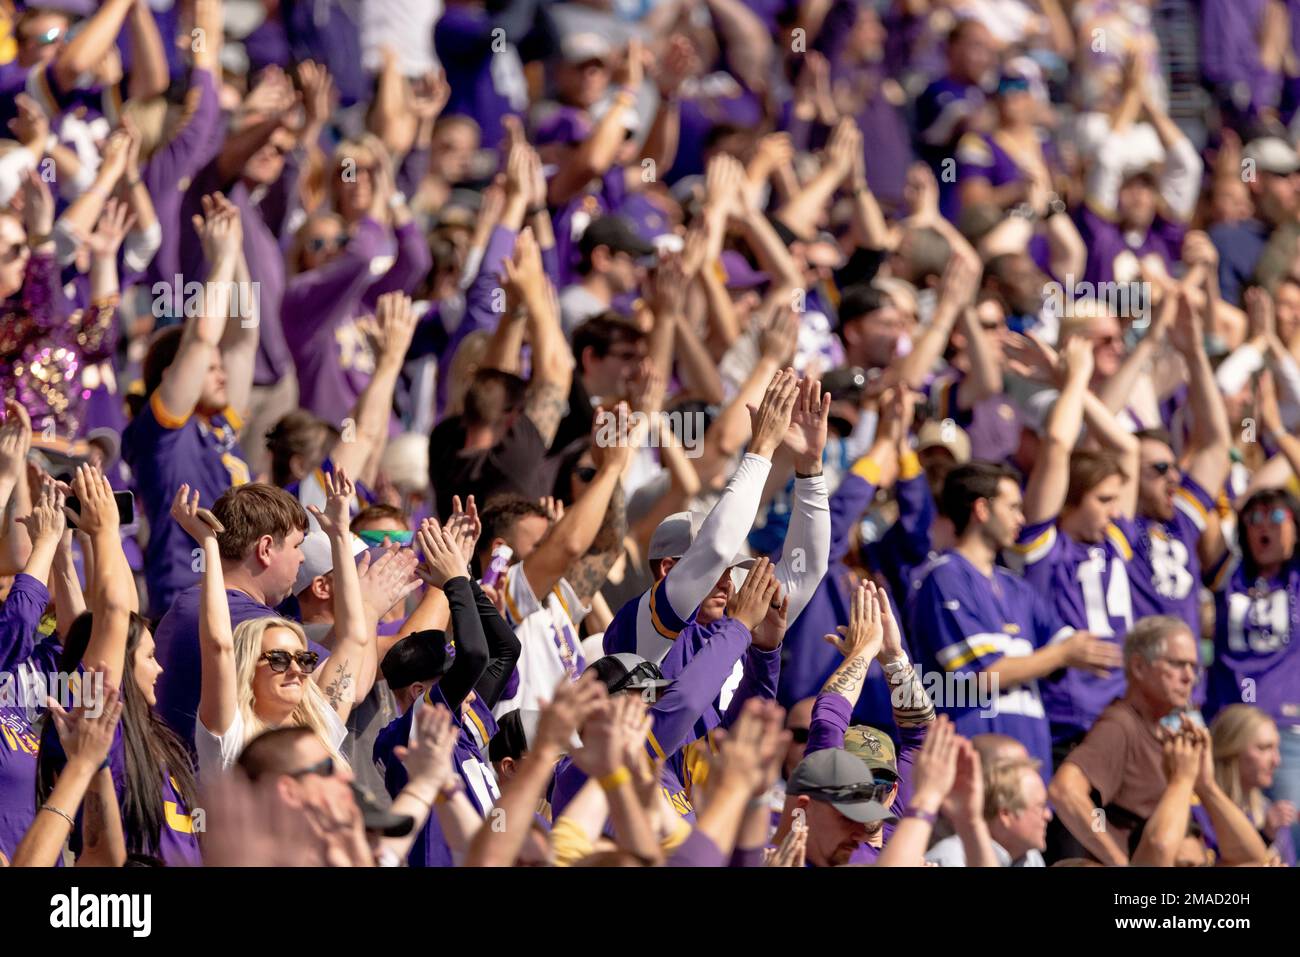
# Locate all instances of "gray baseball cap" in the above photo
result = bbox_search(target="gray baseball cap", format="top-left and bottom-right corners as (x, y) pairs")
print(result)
(786, 749), (899, 824)
(647, 511), (758, 570)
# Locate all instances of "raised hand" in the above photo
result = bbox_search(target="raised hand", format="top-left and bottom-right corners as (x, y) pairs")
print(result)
(411, 68), (451, 122)
(445, 495), (481, 567)
(538, 496), (565, 526)
(191, 191), (243, 266)
(21, 167), (54, 236)
(824, 579), (885, 662)
(7, 93), (49, 151)
(86, 198), (137, 259)
(534, 672), (608, 755)
(747, 367), (801, 460)
(708, 698), (790, 797)
(758, 307), (799, 366)
(876, 581), (906, 663)
(767, 816), (807, 867)
(169, 484), (224, 543)
(298, 60), (335, 135)
(653, 33), (698, 98)
(0, 400), (33, 486)
(726, 557), (781, 632)
(941, 738), (985, 826)
(375, 291), (419, 365)
(17, 476), (66, 545)
(1059, 334), (1095, 386)
(393, 702), (459, 799)
(47, 669), (122, 772)
(911, 715), (962, 807)
(500, 226), (547, 308)
(751, 588), (790, 653)
(783, 376), (831, 473)
(590, 403), (634, 475)
(67, 464), (117, 536)
(1161, 729), (1201, 786)
(416, 519), (468, 588)
(307, 468), (355, 538)
(1003, 331), (1059, 383)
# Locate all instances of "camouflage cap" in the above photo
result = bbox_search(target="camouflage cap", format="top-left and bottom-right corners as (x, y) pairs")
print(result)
(842, 725), (899, 778)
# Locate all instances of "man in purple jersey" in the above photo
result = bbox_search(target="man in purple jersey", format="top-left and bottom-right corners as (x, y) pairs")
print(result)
(1124, 294), (1231, 635)
(1013, 336), (1140, 747)
(910, 462), (1121, 774)
(152, 484), (309, 742)
(123, 196), (259, 618)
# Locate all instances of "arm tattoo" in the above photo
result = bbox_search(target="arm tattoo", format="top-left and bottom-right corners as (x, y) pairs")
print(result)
(568, 486), (627, 604)
(84, 791), (104, 849)
(525, 381), (569, 448)
(823, 656), (868, 697)
(322, 661), (354, 713)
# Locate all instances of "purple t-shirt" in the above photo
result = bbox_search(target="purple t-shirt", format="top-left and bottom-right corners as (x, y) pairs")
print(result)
(1128, 476), (1215, 634)
(121, 393), (250, 619)
(1077, 205), (1187, 287)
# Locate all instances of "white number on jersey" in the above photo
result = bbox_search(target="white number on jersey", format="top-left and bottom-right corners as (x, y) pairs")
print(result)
(1150, 534), (1194, 600)
(1226, 591), (1291, 655)
(462, 758), (501, 813)
(1077, 551), (1134, 637)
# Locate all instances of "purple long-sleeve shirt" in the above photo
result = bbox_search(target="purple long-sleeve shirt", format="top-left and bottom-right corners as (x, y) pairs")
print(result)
(550, 618), (754, 821)
(144, 69), (223, 293)
(282, 218), (431, 426)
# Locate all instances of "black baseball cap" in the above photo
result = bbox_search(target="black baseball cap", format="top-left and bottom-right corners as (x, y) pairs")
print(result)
(579, 215), (657, 261)
(351, 783), (415, 837)
(380, 630), (453, 691)
(587, 653), (672, 694)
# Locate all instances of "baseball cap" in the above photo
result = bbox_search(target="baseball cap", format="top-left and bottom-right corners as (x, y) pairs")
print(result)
(587, 653), (672, 694)
(842, 725), (900, 779)
(380, 630), (454, 690)
(786, 748), (899, 824)
(719, 250), (769, 291)
(646, 511), (758, 570)
(1244, 137), (1300, 176)
(915, 419), (972, 465)
(85, 428), (121, 468)
(351, 783), (414, 837)
(560, 32), (613, 65)
(579, 215), (657, 261)
(293, 529), (369, 596)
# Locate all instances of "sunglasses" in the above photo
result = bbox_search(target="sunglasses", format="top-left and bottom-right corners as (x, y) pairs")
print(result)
(813, 781), (895, 804)
(259, 649), (321, 674)
(21, 26), (62, 46)
(1090, 334), (1123, 348)
(1246, 507), (1292, 526)
(306, 235), (348, 254)
(287, 756), (336, 779)
(0, 241), (27, 264)
(1147, 461), (1174, 476)
(789, 727), (810, 744)
(575, 466), (597, 483)
(356, 529), (413, 546)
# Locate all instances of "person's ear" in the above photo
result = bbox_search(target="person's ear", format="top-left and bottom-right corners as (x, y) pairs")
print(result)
(256, 534), (276, 568)
(311, 574), (331, 602)
(501, 756), (517, 776)
(973, 498), (991, 523)
(276, 775), (303, 809)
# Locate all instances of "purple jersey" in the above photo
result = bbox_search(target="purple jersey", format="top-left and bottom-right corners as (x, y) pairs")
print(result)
(929, 371), (1022, 465)
(121, 392), (250, 618)
(1208, 555), (1300, 728)
(1015, 518), (1133, 741)
(1077, 204), (1187, 287)
(907, 551), (1064, 772)
(0, 575), (60, 860)
(1127, 477), (1214, 632)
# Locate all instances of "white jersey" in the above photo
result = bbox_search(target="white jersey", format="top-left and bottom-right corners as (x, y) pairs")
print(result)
(491, 562), (589, 719)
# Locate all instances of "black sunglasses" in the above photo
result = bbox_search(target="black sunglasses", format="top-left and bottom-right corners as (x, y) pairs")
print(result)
(789, 727), (810, 744)
(259, 649), (321, 674)
(575, 466), (597, 483)
(287, 756), (335, 779)
(306, 234), (348, 254)
(1147, 461), (1174, 476)
(812, 781), (895, 804)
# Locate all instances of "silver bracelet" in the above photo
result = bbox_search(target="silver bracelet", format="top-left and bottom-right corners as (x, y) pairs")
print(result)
(41, 804), (76, 828)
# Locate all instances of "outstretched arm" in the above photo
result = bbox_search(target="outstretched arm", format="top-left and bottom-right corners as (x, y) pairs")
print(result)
(171, 485), (238, 738)
(75, 467), (131, 688)
(1022, 337), (1092, 525)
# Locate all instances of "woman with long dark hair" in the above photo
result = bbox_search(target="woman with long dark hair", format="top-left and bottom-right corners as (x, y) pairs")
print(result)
(36, 465), (200, 865)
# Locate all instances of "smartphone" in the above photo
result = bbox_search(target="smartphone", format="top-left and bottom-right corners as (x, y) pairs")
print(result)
(1159, 710), (1206, 733)
(65, 490), (135, 527)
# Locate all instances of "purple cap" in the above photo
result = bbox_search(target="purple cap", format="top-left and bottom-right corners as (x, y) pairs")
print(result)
(534, 106), (592, 147)
(719, 251), (769, 291)
(22, 0), (95, 17)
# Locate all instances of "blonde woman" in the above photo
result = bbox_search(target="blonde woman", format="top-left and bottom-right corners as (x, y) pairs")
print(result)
(1210, 705), (1297, 866)
(171, 469), (379, 779)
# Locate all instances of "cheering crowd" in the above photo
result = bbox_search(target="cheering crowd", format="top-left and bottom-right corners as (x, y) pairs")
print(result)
(0, 0), (1298, 869)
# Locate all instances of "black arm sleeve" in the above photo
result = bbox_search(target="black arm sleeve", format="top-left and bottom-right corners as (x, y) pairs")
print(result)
(437, 577), (491, 714)
(470, 579), (522, 707)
